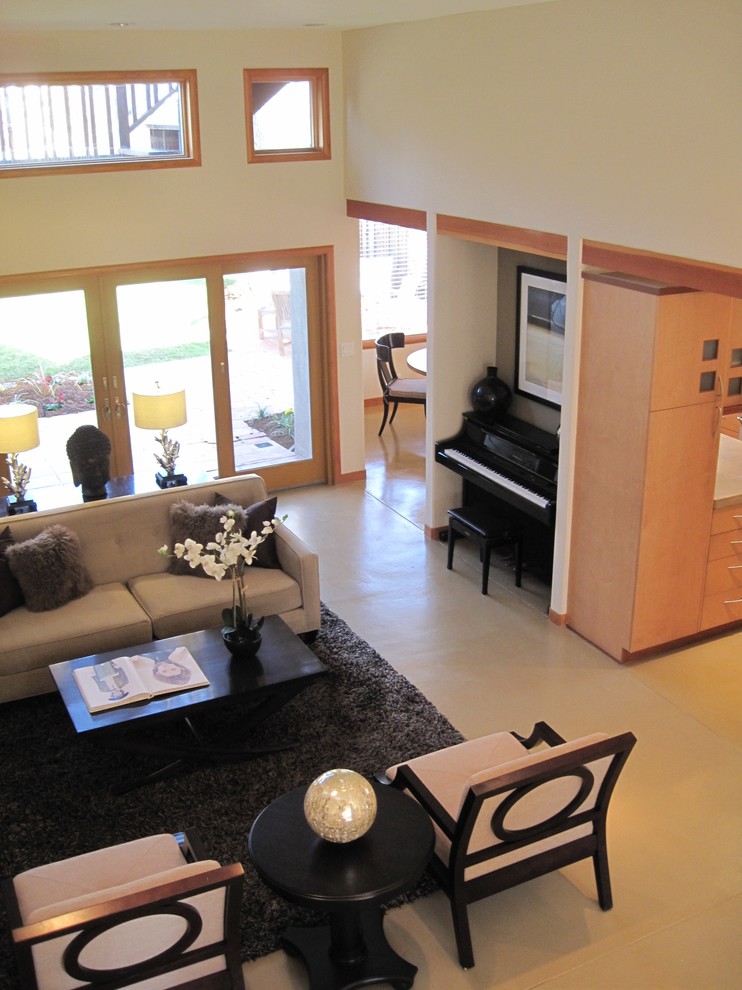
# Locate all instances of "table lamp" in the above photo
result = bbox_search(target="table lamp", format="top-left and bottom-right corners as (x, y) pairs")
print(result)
(132, 388), (188, 489)
(0, 404), (40, 514)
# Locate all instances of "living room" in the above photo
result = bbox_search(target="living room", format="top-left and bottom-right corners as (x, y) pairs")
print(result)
(1, 0), (741, 987)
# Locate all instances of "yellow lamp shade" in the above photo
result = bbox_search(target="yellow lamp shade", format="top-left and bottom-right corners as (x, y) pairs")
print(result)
(0, 404), (40, 454)
(132, 390), (187, 430)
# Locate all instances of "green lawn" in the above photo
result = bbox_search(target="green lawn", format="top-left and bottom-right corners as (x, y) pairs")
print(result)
(0, 342), (211, 382)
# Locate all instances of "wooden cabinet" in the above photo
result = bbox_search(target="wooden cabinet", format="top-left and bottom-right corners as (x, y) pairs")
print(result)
(722, 298), (742, 408)
(568, 272), (732, 662)
(700, 502), (742, 631)
(650, 290), (730, 410)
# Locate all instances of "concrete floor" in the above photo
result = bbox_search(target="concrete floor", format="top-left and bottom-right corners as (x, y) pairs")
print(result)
(242, 404), (742, 989)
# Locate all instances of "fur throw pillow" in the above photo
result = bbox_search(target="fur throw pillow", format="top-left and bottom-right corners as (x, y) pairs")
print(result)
(167, 501), (248, 577)
(214, 493), (279, 568)
(6, 525), (93, 612)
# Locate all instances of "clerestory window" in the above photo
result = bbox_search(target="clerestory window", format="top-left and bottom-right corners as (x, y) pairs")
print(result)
(244, 68), (330, 164)
(0, 69), (200, 176)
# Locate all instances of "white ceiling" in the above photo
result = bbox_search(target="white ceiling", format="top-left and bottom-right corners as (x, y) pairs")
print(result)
(1, 0), (556, 32)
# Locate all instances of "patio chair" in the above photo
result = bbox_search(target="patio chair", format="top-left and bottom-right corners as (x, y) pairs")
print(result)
(375, 331), (427, 435)
(2, 828), (246, 990)
(258, 290), (292, 355)
(384, 721), (636, 968)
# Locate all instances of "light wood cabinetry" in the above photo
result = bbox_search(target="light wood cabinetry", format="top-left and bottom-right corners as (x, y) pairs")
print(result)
(568, 272), (732, 662)
(700, 493), (742, 631)
(722, 298), (742, 409)
(650, 290), (730, 410)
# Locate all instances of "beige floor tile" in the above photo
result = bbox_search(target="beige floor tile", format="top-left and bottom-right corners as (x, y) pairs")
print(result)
(25, 404), (742, 990)
(265, 407), (742, 990)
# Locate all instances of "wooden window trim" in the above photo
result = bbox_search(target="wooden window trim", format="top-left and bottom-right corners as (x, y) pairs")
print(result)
(347, 200), (427, 231)
(437, 214), (568, 259)
(0, 69), (201, 178)
(244, 68), (330, 164)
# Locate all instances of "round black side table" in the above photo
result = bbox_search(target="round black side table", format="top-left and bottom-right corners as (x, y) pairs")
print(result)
(248, 781), (434, 990)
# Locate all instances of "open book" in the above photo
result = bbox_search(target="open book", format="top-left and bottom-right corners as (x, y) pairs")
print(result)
(73, 647), (209, 713)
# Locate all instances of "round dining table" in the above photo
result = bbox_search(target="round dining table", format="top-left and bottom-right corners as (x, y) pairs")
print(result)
(406, 347), (427, 375)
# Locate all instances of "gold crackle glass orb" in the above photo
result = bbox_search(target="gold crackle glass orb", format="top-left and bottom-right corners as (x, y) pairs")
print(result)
(303, 768), (378, 843)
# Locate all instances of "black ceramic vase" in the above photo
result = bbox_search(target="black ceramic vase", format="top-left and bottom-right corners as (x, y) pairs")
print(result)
(222, 626), (262, 660)
(471, 366), (513, 422)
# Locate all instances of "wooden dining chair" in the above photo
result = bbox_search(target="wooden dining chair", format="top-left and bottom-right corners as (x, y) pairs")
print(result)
(375, 332), (427, 436)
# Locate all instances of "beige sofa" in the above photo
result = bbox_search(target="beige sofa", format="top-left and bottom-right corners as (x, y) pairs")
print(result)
(0, 474), (320, 703)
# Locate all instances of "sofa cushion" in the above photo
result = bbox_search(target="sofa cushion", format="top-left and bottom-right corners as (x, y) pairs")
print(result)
(0, 525), (24, 618)
(0, 583), (153, 678)
(6, 524), (93, 612)
(214, 493), (280, 568)
(129, 568), (301, 640)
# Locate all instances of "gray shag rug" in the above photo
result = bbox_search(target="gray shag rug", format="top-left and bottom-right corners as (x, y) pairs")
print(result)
(0, 605), (464, 987)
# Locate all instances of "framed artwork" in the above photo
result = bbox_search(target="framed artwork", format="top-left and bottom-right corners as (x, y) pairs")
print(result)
(514, 266), (567, 409)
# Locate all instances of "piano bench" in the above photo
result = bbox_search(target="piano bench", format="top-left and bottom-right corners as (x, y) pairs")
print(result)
(446, 505), (524, 594)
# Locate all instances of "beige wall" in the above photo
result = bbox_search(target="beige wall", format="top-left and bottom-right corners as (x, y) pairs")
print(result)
(4, 1), (742, 608)
(343, 0), (742, 265)
(0, 28), (367, 478)
(343, 0), (742, 610)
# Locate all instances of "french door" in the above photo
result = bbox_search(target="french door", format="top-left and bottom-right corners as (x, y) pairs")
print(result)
(216, 255), (328, 489)
(0, 250), (330, 496)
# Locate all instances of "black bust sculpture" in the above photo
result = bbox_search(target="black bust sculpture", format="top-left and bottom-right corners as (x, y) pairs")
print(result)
(66, 425), (112, 502)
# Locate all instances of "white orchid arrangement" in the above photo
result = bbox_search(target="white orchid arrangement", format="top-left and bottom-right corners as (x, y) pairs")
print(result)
(158, 508), (284, 633)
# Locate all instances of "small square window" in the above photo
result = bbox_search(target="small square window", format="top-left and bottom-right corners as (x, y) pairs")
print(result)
(244, 68), (330, 164)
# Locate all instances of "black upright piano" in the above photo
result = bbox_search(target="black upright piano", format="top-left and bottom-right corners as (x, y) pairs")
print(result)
(435, 411), (559, 578)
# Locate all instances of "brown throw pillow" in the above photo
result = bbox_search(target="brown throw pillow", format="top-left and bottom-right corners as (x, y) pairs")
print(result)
(168, 501), (248, 577)
(214, 493), (280, 569)
(6, 525), (93, 613)
(0, 525), (24, 617)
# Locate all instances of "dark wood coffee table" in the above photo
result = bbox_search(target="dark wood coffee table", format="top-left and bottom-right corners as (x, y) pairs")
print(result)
(248, 781), (434, 989)
(50, 616), (328, 792)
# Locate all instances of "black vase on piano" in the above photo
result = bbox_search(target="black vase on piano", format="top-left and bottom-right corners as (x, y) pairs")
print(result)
(471, 366), (512, 423)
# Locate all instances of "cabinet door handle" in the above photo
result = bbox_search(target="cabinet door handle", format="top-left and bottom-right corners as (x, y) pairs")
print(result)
(723, 598), (742, 604)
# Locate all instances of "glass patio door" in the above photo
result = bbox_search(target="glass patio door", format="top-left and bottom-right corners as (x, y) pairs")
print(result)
(215, 256), (327, 489)
(112, 275), (217, 483)
(0, 249), (330, 506)
(0, 282), (102, 501)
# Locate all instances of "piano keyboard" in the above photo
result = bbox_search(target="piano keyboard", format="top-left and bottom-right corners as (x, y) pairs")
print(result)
(444, 449), (552, 510)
